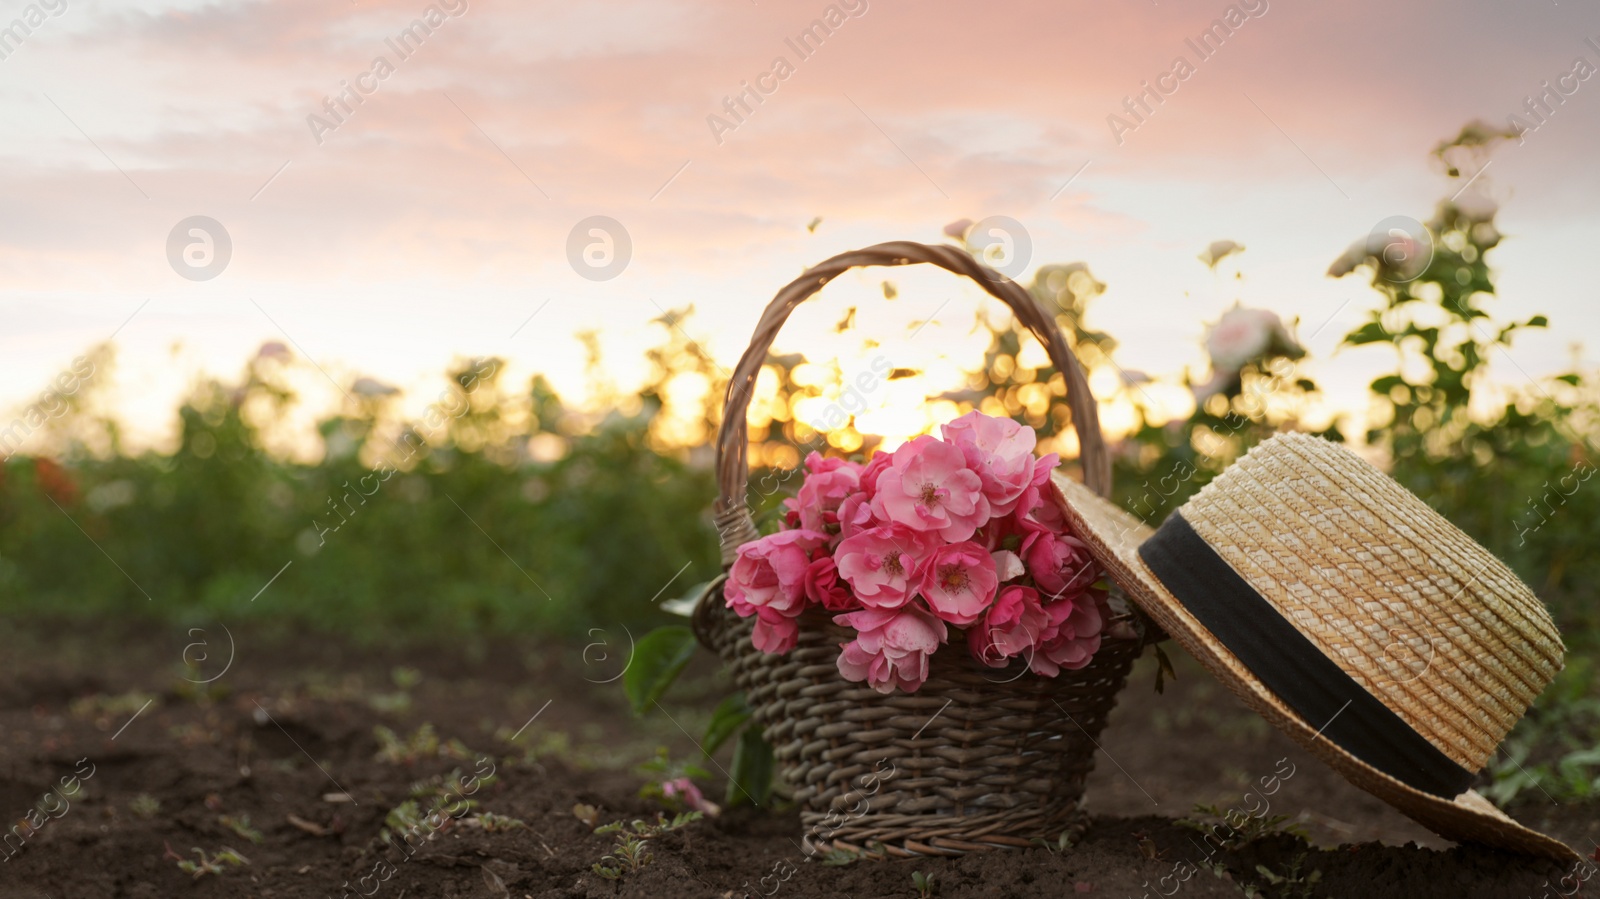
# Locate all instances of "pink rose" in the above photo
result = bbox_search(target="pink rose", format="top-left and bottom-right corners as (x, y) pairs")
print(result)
(835, 524), (937, 610)
(751, 609), (800, 655)
(870, 436), (990, 542)
(977, 506), (1031, 553)
(660, 777), (720, 816)
(919, 541), (999, 626)
(1031, 593), (1105, 676)
(967, 585), (1050, 668)
(834, 604), (947, 694)
(1204, 304), (1304, 373)
(1205, 305), (1275, 372)
(795, 452), (861, 533)
(1014, 455), (1063, 525)
(941, 412), (1040, 516)
(859, 451), (894, 499)
(803, 556), (855, 612)
(725, 529), (829, 618)
(991, 549), (1025, 582)
(835, 492), (877, 542)
(1021, 526), (1097, 601)
(805, 452), (860, 476)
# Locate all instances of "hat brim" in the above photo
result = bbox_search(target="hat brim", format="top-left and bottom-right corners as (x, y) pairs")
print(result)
(1051, 472), (1579, 861)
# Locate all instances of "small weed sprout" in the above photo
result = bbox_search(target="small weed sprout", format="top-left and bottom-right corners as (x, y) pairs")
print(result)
(593, 835), (649, 880)
(381, 800), (433, 845)
(373, 723), (472, 765)
(820, 848), (861, 867)
(408, 766), (491, 809)
(128, 794), (161, 820)
(1177, 803), (1306, 851)
(380, 766), (506, 848)
(911, 870), (937, 898)
(473, 811), (528, 833)
(70, 691), (158, 724)
(1253, 852), (1322, 898)
(165, 843), (249, 879)
(219, 814), (264, 844)
(370, 666), (422, 715)
(1029, 829), (1078, 853)
(591, 812), (703, 880)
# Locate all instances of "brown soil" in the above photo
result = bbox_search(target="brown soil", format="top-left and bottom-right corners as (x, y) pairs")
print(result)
(0, 619), (1594, 899)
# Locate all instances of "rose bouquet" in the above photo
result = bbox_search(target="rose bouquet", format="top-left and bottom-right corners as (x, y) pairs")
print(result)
(724, 411), (1107, 694)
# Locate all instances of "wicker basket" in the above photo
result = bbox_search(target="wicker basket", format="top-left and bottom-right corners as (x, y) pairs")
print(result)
(693, 240), (1155, 858)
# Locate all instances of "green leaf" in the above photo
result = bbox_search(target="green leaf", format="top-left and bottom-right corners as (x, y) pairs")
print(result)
(1370, 375), (1405, 396)
(623, 626), (699, 716)
(726, 727), (774, 807)
(702, 693), (752, 757)
(1526, 314), (1549, 328)
(1343, 321), (1390, 346)
(1406, 325), (1440, 344)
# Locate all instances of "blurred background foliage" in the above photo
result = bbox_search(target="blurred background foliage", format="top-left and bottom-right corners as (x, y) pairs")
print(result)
(1, 125), (1595, 798)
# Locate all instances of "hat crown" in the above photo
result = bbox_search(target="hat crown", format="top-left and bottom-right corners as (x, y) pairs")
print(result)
(1177, 433), (1564, 772)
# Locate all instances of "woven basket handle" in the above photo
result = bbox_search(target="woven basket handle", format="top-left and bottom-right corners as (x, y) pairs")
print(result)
(713, 240), (1110, 565)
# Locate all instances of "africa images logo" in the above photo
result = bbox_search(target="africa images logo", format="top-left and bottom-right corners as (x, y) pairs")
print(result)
(705, 0), (868, 145)
(1105, 0), (1269, 145)
(306, 0), (469, 145)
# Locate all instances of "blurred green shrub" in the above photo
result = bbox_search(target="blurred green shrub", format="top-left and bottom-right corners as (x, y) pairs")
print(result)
(0, 346), (719, 641)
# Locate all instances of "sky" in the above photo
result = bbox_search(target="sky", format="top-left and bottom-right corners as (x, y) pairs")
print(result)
(2, 0), (1598, 450)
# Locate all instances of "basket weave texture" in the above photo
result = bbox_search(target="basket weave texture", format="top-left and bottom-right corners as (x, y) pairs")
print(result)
(694, 241), (1152, 857)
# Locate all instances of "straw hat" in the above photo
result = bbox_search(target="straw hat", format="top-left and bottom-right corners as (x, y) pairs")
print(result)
(1052, 432), (1575, 859)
